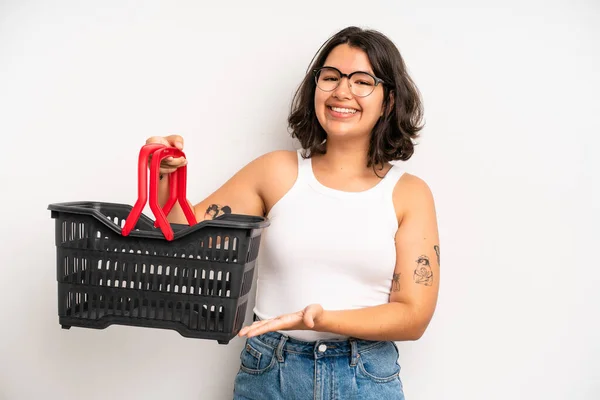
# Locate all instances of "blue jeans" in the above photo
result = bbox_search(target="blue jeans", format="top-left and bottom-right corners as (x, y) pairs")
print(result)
(233, 331), (405, 400)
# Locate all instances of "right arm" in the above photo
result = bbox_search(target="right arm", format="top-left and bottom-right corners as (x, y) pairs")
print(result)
(148, 135), (287, 224)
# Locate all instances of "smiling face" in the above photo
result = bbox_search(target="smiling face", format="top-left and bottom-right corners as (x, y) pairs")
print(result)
(314, 44), (386, 142)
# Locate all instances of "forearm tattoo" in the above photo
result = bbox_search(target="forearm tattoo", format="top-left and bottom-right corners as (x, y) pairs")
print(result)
(392, 273), (401, 292)
(434, 245), (440, 266)
(414, 255), (434, 286)
(204, 204), (232, 219)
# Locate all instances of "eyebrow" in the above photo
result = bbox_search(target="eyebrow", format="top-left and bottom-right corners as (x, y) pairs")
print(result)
(323, 65), (375, 76)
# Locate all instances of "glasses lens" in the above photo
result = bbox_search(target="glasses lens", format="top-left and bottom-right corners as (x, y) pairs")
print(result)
(315, 67), (340, 92)
(315, 68), (379, 97)
(350, 73), (376, 97)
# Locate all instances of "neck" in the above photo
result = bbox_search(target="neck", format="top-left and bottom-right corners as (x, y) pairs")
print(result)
(318, 136), (371, 174)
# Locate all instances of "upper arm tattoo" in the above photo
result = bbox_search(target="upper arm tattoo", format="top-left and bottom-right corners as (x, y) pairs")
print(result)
(392, 273), (401, 292)
(205, 204), (232, 219)
(434, 245), (440, 266)
(413, 255), (434, 286)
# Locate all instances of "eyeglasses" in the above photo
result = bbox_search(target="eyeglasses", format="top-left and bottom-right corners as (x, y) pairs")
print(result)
(313, 66), (385, 97)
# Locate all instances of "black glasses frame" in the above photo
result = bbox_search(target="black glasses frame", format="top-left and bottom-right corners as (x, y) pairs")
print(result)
(312, 66), (385, 97)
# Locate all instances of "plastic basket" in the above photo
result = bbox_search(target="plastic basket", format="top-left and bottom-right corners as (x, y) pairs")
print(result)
(48, 144), (269, 344)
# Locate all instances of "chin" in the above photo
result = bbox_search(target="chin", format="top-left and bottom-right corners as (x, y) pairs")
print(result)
(318, 117), (371, 141)
(324, 129), (363, 141)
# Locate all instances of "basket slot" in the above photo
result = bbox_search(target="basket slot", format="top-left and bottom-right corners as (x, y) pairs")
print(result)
(213, 271), (220, 295)
(121, 296), (128, 315)
(141, 264), (150, 291)
(160, 265), (168, 292)
(197, 234), (240, 262)
(63, 256), (90, 284)
(135, 262), (143, 290)
(178, 267), (186, 294)
(186, 267), (193, 294)
(66, 291), (89, 318)
(105, 214), (127, 230)
(59, 286), (235, 336)
(126, 262), (134, 289)
(61, 220), (90, 244)
(176, 302), (184, 322)
(196, 304), (225, 332)
(152, 265), (160, 291)
(191, 304), (200, 329)
(81, 238), (244, 263)
(130, 297), (139, 317)
(150, 299), (157, 319)
(202, 270), (210, 296)
(113, 295), (120, 316)
(210, 235), (218, 261)
(193, 269), (200, 295)
(88, 293), (95, 319)
(118, 262), (127, 288)
(222, 272), (230, 297)
(61, 256), (236, 297)
(140, 299), (148, 318)
(158, 300), (168, 321)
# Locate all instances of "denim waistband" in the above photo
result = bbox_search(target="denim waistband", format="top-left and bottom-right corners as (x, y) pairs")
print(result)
(253, 330), (386, 360)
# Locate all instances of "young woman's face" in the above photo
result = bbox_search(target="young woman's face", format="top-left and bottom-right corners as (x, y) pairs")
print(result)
(314, 44), (386, 142)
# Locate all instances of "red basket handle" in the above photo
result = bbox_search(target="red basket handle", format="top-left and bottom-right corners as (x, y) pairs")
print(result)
(122, 144), (198, 241)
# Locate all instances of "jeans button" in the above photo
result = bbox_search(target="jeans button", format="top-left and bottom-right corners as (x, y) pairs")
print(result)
(318, 344), (327, 353)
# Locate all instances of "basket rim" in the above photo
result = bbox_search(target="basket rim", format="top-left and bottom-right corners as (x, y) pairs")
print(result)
(48, 201), (270, 240)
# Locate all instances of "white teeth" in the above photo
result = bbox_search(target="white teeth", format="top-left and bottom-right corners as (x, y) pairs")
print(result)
(330, 106), (357, 114)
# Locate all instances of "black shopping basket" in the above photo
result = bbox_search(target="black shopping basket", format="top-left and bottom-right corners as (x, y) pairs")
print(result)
(48, 144), (269, 344)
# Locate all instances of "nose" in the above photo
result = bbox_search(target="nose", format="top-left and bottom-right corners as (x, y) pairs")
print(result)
(332, 76), (353, 99)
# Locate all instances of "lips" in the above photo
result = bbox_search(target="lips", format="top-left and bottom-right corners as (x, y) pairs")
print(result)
(326, 105), (360, 119)
(329, 106), (357, 114)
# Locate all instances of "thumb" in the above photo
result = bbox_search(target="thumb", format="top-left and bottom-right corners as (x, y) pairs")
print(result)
(164, 134), (184, 150)
(303, 304), (321, 329)
(145, 136), (171, 147)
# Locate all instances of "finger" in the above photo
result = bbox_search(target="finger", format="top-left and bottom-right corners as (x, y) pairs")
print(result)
(145, 136), (171, 146)
(238, 324), (264, 337)
(245, 321), (280, 338)
(248, 314), (301, 337)
(239, 321), (262, 334)
(238, 320), (266, 336)
(244, 320), (272, 333)
(162, 156), (187, 167)
(159, 167), (178, 175)
(241, 319), (280, 338)
(164, 134), (184, 150)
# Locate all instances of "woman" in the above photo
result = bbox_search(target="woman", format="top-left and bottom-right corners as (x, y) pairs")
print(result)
(147, 26), (439, 400)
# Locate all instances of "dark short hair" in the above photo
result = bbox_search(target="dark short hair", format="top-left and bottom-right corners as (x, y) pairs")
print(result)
(288, 26), (424, 168)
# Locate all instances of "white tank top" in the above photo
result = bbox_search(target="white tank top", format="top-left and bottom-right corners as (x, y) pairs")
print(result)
(253, 150), (405, 341)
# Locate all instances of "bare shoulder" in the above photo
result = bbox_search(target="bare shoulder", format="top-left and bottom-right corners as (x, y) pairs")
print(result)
(255, 150), (298, 170)
(239, 150), (297, 179)
(251, 150), (298, 182)
(392, 172), (436, 221)
(253, 150), (299, 214)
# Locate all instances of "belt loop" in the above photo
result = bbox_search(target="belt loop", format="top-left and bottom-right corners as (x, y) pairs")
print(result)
(349, 339), (359, 367)
(276, 334), (288, 362)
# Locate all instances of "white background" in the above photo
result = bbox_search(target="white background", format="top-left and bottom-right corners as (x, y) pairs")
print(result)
(1, 0), (598, 399)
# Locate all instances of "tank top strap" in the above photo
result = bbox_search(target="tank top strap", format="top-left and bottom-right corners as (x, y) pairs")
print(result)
(295, 149), (312, 182)
(377, 163), (406, 197)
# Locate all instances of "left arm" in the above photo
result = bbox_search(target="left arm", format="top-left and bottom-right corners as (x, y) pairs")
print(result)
(239, 174), (440, 342)
(315, 175), (440, 341)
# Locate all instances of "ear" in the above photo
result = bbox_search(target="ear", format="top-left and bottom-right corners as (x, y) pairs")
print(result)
(381, 90), (395, 117)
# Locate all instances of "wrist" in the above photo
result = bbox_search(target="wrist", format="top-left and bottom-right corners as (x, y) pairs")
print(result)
(313, 309), (331, 332)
